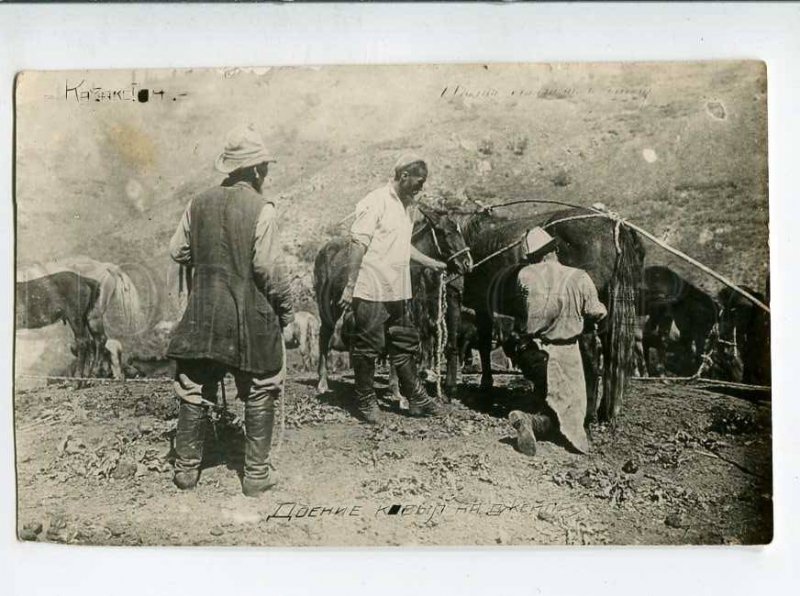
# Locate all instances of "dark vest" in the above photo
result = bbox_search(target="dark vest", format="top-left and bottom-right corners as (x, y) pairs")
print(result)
(167, 183), (283, 375)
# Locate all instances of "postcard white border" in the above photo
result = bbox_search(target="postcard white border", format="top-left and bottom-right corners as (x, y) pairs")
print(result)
(1, 3), (798, 595)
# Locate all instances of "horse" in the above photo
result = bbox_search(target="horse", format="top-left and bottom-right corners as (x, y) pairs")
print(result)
(455, 207), (645, 423)
(641, 265), (719, 376)
(718, 285), (771, 386)
(18, 256), (144, 337)
(458, 307), (517, 371)
(284, 311), (321, 371)
(15, 271), (104, 380)
(314, 207), (473, 395)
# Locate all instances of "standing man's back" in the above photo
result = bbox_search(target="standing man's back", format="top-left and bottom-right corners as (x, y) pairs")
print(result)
(168, 185), (285, 372)
(167, 124), (294, 497)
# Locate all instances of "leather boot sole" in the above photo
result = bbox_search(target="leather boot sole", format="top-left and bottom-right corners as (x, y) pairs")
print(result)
(509, 410), (537, 456)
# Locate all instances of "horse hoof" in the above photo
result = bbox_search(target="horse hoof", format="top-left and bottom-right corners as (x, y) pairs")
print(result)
(316, 382), (329, 394)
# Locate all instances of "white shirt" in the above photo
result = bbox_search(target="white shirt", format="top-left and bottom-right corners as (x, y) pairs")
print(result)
(350, 183), (415, 302)
(517, 260), (607, 341)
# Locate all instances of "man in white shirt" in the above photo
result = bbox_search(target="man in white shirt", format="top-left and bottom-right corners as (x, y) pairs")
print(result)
(339, 154), (447, 423)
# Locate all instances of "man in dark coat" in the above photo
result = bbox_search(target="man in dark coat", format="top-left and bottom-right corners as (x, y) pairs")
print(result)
(167, 124), (294, 497)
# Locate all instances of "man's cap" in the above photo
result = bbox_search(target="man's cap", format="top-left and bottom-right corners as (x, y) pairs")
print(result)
(214, 124), (275, 174)
(394, 152), (427, 175)
(524, 227), (558, 257)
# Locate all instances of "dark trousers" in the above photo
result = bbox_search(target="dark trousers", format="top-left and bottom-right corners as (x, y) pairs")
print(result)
(349, 299), (427, 404)
(350, 299), (412, 359)
(173, 359), (282, 480)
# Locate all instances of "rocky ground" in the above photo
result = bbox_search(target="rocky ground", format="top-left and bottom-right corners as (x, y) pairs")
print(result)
(14, 360), (772, 546)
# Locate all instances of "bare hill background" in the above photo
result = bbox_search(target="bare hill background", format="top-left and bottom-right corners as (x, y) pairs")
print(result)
(15, 62), (768, 349)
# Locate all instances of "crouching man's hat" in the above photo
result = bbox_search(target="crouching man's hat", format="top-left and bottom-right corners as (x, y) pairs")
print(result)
(524, 227), (558, 258)
(214, 124), (275, 174)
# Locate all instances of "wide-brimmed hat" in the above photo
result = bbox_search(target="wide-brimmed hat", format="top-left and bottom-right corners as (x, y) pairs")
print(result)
(214, 124), (275, 174)
(394, 152), (427, 175)
(524, 227), (558, 257)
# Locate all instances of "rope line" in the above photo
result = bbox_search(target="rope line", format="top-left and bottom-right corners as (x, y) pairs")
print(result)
(630, 375), (770, 393)
(481, 198), (769, 314)
(622, 218), (770, 313)
(435, 273), (447, 400)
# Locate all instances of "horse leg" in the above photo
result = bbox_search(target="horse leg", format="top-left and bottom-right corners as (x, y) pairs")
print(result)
(476, 310), (494, 391)
(676, 334), (694, 376)
(636, 340), (647, 377)
(317, 324), (332, 393)
(309, 325), (320, 376)
(388, 362), (406, 408)
(653, 316), (671, 376)
(299, 325), (309, 371)
(87, 312), (106, 378)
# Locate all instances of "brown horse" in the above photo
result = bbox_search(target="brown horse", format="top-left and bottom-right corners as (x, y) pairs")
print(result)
(455, 207), (645, 423)
(15, 271), (106, 380)
(314, 207), (473, 394)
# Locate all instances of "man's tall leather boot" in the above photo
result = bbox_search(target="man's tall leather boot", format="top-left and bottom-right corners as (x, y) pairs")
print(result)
(393, 354), (443, 417)
(242, 393), (278, 497)
(173, 401), (207, 490)
(508, 410), (554, 457)
(351, 355), (381, 424)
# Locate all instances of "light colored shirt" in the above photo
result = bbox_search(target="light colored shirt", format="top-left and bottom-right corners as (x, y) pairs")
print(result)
(350, 183), (415, 302)
(517, 260), (607, 341)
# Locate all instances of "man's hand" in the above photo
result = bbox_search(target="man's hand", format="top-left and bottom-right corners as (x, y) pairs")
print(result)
(338, 283), (355, 308)
(411, 245), (447, 272)
(429, 259), (448, 273)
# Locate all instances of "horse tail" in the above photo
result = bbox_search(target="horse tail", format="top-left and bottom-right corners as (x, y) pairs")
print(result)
(110, 268), (143, 334)
(601, 223), (644, 422)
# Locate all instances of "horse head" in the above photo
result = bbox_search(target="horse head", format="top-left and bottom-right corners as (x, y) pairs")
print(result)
(416, 206), (473, 275)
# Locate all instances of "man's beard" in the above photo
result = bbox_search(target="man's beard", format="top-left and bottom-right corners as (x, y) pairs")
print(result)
(400, 181), (423, 199)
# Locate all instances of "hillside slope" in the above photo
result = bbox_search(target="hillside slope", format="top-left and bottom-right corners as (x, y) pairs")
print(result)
(15, 62), (768, 340)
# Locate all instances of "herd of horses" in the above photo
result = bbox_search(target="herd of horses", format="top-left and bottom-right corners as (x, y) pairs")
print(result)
(15, 205), (770, 427)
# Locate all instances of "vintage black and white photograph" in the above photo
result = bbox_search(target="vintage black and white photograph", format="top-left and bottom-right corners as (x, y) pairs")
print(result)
(13, 62), (771, 546)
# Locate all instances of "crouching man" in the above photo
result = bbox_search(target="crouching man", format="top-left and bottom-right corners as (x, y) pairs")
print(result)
(507, 227), (607, 456)
(166, 125), (294, 496)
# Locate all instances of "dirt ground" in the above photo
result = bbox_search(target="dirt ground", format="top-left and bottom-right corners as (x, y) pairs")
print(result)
(14, 358), (772, 547)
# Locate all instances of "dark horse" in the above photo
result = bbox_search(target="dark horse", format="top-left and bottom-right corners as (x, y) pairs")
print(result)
(314, 207), (473, 394)
(15, 271), (106, 379)
(718, 285), (771, 386)
(642, 265), (719, 376)
(455, 208), (645, 423)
